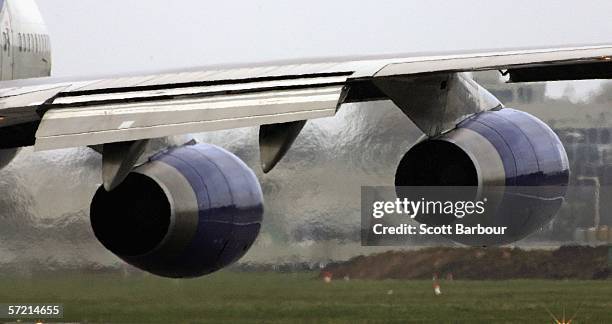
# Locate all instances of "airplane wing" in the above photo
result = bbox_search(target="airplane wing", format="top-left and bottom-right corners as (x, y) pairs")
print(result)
(0, 44), (611, 151)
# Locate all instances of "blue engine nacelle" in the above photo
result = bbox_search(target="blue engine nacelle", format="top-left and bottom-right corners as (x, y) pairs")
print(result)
(395, 108), (570, 245)
(90, 143), (263, 278)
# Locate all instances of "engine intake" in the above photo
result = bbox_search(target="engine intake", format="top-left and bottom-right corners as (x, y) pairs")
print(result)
(91, 143), (263, 278)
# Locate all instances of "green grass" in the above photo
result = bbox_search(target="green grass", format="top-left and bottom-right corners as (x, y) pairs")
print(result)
(0, 272), (610, 323)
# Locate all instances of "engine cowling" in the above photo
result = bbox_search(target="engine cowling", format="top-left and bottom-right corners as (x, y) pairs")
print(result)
(395, 108), (569, 245)
(90, 143), (263, 278)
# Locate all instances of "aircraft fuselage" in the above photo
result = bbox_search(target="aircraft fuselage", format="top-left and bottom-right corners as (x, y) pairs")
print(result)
(0, 0), (51, 81)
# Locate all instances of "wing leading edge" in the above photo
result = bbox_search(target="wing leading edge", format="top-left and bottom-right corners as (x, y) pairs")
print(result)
(0, 44), (611, 151)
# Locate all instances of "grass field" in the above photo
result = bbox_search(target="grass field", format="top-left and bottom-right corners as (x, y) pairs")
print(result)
(0, 271), (610, 323)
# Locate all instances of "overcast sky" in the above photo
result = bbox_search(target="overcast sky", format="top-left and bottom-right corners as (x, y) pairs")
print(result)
(35, 0), (612, 96)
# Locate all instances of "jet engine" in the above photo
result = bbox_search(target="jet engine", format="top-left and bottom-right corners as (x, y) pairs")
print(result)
(395, 108), (569, 245)
(90, 143), (263, 278)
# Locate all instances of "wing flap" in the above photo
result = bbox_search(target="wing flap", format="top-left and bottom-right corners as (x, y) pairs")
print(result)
(34, 85), (343, 150)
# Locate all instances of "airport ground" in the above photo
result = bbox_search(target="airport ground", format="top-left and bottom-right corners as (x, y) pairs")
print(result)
(0, 271), (611, 323)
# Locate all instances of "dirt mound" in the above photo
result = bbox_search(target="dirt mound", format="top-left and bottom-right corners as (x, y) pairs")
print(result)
(323, 246), (610, 280)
